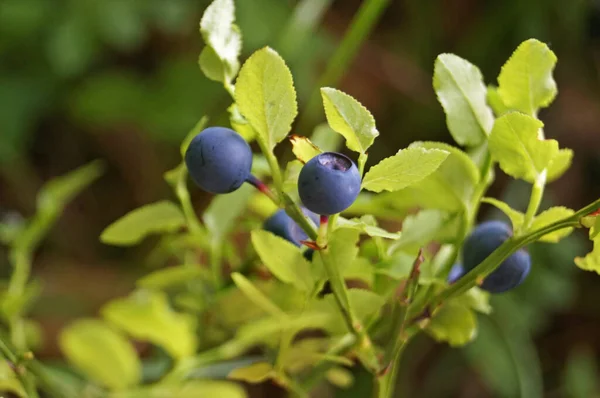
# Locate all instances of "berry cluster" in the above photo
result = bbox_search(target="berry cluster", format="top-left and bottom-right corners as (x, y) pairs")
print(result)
(185, 127), (360, 248)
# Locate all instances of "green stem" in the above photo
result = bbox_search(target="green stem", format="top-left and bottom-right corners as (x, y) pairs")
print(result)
(175, 166), (204, 237)
(430, 198), (600, 306)
(358, 153), (369, 177)
(521, 170), (546, 233)
(299, 0), (391, 129)
(257, 140), (284, 200)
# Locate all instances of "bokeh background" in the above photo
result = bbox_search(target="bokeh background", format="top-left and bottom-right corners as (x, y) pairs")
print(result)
(1, 0), (600, 397)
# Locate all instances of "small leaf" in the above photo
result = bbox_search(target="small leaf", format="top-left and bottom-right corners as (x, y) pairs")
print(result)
(199, 45), (227, 83)
(326, 367), (354, 389)
(102, 291), (197, 359)
(203, 184), (254, 243)
(199, 0), (242, 83)
(251, 230), (314, 291)
(336, 217), (401, 239)
(362, 147), (449, 192)
(547, 148), (573, 182)
(101, 201), (185, 246)
(235, 47), (298, 150)
(531, 206), (575, 242)
(228, 362), (275, 384)
(575, 231), (600, 274)
(433, 54), (494, 146)
(59, 319), (141, 390)
(482, 198), (524, 231)
(290, 135), (322, 163)
(426, 303), (477, 347)
(311, 123), (343, 152)
(452, 288), (492, 315)
(489, 112), (559, 183)
(390, 209), (452, 253)
(0, 360), (26, 397)
(231, 273), (286, 318)
(137, 265), (204, 290)
(497, 39), (557, 115)
(320, 87), (379, 153)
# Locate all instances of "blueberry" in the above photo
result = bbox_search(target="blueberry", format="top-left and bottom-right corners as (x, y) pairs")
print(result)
(447, 263), (464, 284)
(263, 208), (318, 247)
(298, 152), (361, 215)
(462, 221), (531, 293)
(185, 127), (253, 194)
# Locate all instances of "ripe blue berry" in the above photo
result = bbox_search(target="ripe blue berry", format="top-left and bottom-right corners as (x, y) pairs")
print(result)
(447, 263), (464, 284)
(298, 152), (361, 215)
(185, 127), (252, 194)
(263, 208), (318, 247)
(462, 221), (531, 293)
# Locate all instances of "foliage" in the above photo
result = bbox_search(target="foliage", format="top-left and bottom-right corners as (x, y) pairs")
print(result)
(0, 1), (599, 398)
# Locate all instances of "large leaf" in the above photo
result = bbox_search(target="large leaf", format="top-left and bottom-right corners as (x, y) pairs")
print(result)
(497, 39), (557, 116)
(235, 47), (297, 150)
(101, 201), (185, 246)
(320, 87), (379, 153)
(489, 112), (558, 183)
(362, 147), (449, 192)
(251, 230), (314, 291)
(59, 319), (141, 390)
(199, 0), (242, 84)
(379, 142), (480, 212)
(426, 302), (477, 347)
(102, 291), (197, 359)
(433, 54), (494, 146)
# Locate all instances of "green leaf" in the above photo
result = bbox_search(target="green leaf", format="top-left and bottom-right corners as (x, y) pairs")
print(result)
(531, 206), (575, 242)
(489, 112), (559, 183)
(390, 209), (454, 253)
(116, 380), (247, 398)
(433, 54), (494, 146)
(487, 85), (510, 116)
(59, 319), (141, 390)
(231, 273), (286, 318)
(384, 142), (480, 212)
(101, 201), (185, 246)
(228, 104), (256, 142)
(251, 230), (314, 291)
(362, 147), (449, 192)
(310, 123), (343, 152)
(203, 184), (254, 243)
(102, 291), (197, 358)
(0, 360), (25, 397)
(37, 160), (105, 214)
(426, 302), (477, 347)
(497, 39), (557, 115)
(199, 0), (242, 84)
(320, 87), (379, 153)
(453, 288), (492, 315)
(235, 47), (298, 150)
(575, 232), (600, 274)
(227, 362), (275, 384)
(137, 265), (204, 290)
(336, 216), (401, 239)
(482, 198), (524, 231)
(547, 148), (573, 182)
(290, 135), (322, 163)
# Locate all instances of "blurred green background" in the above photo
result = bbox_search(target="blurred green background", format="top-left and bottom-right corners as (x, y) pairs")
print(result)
(1, 0), (600, 397)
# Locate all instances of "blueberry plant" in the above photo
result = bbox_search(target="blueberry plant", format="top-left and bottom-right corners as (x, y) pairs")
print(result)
(2, 0), (600, 397)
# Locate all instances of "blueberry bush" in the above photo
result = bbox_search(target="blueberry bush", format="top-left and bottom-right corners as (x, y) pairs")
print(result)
(2, 0), (600, 397)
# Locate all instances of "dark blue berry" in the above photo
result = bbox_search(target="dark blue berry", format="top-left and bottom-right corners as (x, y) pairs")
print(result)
(263, 208), (318, 247)
(462, 221), (531, 293)
(447, 263), (464, 284)
(297, 152), (361, 215)
(185, 127), (252, 194)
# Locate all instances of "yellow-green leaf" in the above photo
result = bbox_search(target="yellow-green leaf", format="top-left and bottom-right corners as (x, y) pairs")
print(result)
(489, 112), (559, 183)
(482, 198), (524, 231)
(101, 201), (185, 246)
(531, 206), (575, 242)
(362, 147), (449, 192)
(433, 54), (494, 146)
(137, 265), (204, 290)
(59, 319), (141, 390)
(102, 291), (197, 358)
(426, 303), (477, 347)
(227, 362), (275, 384)
(497, 39), (557, 115)
(235, 47), (297, 150)
(320, 87), (379, 153)
(547, 148), (573, 182)
(251, 230), (314, 291)
(0, 360), (25, 397)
